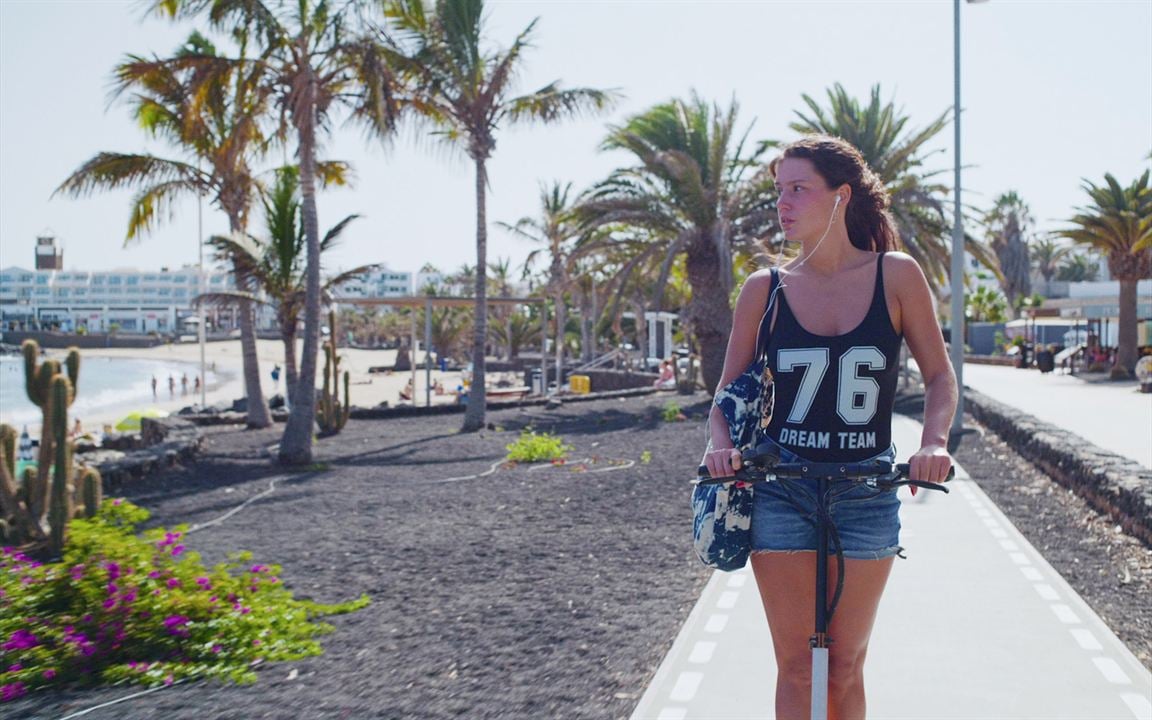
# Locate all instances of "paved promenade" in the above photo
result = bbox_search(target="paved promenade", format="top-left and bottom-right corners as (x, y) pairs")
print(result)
(631, 415), (1152, 720)
(959, 363), (1151, 469)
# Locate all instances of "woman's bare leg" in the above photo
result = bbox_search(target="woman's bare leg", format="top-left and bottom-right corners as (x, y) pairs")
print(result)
(751, 552), (894, 720)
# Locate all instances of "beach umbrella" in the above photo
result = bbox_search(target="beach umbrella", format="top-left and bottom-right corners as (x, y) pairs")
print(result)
(114, 408), (169, 432)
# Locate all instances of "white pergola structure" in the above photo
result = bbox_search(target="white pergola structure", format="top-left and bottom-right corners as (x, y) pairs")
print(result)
(334, 295), (547, 407)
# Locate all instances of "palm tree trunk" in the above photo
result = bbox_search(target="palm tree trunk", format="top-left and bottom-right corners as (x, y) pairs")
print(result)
(282, 325), (299, 406)
(686, 237), (733, 394)
(225, 214), (271, 429)
(554, 289), (565, 392)
(236, 295), (271, 427)
(462, 155), (488, 432)
(1113, 276), (1138, 378)
(279, 70), (321, 464)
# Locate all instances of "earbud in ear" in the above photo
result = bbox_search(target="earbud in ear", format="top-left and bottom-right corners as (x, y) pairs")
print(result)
(833, 195), (842, 207)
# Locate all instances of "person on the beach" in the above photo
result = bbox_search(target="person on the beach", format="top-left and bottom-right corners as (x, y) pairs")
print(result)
(271, 364), (281, 391)
(168, 374), (175, 397)
(151, 375), (157, 398)
(194, 375), (202, 394)
(702, 135), (957, 720)
(181, 373), (189, 395)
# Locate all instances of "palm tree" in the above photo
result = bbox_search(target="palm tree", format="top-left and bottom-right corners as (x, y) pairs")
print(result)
(154, 0), (400, 463)
(965, 285), (1008, 324)
(500, 181), (582, 390)
(200, 166), (376, 404)
(581, 94), (776, 392)
(1031, 234), (1072, 291)
(781, 83), (998, 291)
(984, 191), (1033, 317)
(1056, 252), (1101, 282)
(56, 30), (275, 428)
(380, 0), (617, 431)
(1058, 170), (1152, 378)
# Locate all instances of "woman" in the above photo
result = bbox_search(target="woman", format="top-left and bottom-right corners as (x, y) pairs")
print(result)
(702, 135), (957, 719)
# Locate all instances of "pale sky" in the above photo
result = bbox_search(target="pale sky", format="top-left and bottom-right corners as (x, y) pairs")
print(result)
(1, 0), (1150, 280)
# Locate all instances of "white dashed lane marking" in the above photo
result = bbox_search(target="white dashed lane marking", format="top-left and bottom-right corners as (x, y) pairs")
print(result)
(688, 641), (716, 664)
(1051, 604), (1081, 624)
(1091, 657), (1131, 685)
(1121, 693), (1152, 720)
(704, 614), (728, 633)
(1070, 628), (1103, 651)
(716, 591), (739, 609)
(669, 672), (702, 702)
(965, 475), (1149, 718)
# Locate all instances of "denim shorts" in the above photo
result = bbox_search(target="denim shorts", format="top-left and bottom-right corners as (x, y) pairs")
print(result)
(750, 438), (902, 560)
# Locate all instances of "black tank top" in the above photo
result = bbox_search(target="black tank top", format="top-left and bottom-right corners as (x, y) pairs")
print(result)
(764, 254), (902, 462)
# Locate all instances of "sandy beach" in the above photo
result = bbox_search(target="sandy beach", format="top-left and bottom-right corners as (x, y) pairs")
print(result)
(4, 339), (502, 437)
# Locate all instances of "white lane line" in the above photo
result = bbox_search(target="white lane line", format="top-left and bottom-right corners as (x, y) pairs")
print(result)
(1009, 552), (1031, 565)
(704, 614), (729, 633)
(656, 708), (687, 720)
(1051, 604), (1081, 624)
(1091, 657), (1132, 685)
(998, 539), (1020, 551)
(989, 527), (1008, 538)
(1033, 584), (1059, 601)
(1069, 628), (1103, 651)
(688, 641), (716, 664)
(981, 517), (1000, 528)
(1121, 693), (1152, 720)
(716, 591), (739, 610)
(726, 573), (748, 588)
(669, 672), (703, 702)
(1020, 567), (1043, 581)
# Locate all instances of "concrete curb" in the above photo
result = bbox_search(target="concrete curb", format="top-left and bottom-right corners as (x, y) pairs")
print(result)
(963, 385), (1152, 546)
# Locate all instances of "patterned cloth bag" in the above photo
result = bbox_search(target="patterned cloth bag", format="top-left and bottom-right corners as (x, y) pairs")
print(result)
(691, 270), (778, 571)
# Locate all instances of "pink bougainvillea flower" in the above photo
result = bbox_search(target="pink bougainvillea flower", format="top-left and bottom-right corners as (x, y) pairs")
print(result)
(2, 629), (39, 651)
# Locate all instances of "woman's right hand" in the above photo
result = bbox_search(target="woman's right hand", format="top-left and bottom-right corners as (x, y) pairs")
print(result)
(703, 443), (744, 479)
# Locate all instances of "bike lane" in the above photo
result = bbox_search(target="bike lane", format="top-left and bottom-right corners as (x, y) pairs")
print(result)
(631, 414), (1152, 720)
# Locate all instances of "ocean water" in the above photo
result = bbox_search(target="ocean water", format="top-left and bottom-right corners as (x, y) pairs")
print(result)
(0, 354), (216, 431)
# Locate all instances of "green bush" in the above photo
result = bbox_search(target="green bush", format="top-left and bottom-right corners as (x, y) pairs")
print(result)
(505, 428), (573, 463)
(0, 499), (369, 702)
(662, 400), (685, 422)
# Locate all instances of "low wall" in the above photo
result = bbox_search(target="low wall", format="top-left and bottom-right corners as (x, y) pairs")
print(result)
(964, 354), (1017, 367)
(582, 369), (660, 392)
(1, 331), (162, 350)
(78, 417), (204, 490)
(349, 386), (659, 421)
(963, 387), (1152, 546)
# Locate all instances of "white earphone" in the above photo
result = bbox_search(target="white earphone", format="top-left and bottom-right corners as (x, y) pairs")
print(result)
(834, 194), (842, 208)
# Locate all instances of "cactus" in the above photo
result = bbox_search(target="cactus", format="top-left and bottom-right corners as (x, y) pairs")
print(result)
(48, 376), (74, 557)
(0, 341), (101, 559)
(80, 466), (102, 519)
(316, 310), (351, 436)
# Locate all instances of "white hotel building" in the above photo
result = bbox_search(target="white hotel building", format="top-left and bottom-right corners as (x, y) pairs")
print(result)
(1, 236), (420, 334)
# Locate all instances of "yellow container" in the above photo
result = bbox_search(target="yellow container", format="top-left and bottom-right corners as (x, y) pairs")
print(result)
(569, 375), (591, 394)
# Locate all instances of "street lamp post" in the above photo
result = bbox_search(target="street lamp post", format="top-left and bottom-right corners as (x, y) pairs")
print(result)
(950, 0), (988, 434)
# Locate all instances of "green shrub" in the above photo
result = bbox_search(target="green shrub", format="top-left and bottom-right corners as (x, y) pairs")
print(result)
(505, 428), (573, 463)
(0, 499), (368, 702)
(662, 400), (685, 422)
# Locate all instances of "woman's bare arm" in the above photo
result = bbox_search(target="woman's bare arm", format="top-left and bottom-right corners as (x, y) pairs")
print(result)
(888, 253), (957, 483)
(704, 270), (773, 477)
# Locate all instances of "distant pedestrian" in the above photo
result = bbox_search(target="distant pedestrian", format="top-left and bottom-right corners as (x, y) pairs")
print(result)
(181, 373), (189, 395)
(168, 374), (175, 397)
(271, 364), (281, 391)
(194, 375), (202, 394)
(151, 375), (158, 398)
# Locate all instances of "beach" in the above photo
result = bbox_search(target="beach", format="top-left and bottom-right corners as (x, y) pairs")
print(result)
(2, 339), (489, 437)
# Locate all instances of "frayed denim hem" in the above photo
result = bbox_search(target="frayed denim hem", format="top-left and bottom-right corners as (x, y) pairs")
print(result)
(751, 545), (904, 560)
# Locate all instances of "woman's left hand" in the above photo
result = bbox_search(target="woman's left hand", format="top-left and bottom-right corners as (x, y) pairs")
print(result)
(907, 443), (953, 495)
